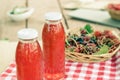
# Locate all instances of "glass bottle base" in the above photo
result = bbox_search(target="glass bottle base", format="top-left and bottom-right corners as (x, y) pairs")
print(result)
(43, 73), (64, 80)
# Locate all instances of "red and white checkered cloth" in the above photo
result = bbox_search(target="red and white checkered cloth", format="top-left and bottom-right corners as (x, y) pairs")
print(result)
(0, 51), (120, 80)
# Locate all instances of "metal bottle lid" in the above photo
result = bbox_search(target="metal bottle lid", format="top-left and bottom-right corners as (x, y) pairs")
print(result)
(45, 12), (62, 21)
(17, 28), (38, 39)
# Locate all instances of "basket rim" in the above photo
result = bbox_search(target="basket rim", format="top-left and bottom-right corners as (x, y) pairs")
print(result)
(65, 44), (120, 57)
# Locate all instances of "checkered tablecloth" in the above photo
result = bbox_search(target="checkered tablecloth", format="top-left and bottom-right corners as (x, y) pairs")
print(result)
(0, 51), (120, 80)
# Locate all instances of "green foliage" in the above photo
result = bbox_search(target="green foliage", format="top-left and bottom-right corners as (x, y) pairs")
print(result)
(84, 24), (93, 34)
(94, 45), (109, 55)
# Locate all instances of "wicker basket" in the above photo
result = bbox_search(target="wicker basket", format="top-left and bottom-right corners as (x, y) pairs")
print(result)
(65, 27), (120, 63)
(107, 8), (120, 21)
(107, 4), (120, 20)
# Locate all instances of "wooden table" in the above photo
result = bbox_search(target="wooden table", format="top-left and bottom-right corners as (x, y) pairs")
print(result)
(0, 41), (17, 73)
(0, 0), (120, 73)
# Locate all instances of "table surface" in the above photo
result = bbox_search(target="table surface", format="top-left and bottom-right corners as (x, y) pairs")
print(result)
(1, 55), (120, 80)
(0, 0), (120, 74)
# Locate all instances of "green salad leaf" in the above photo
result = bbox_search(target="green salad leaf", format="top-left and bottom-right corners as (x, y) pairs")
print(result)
(84, 24), (93, 34)
(94, 45), (109, 55)
(65, 39), (70, 46)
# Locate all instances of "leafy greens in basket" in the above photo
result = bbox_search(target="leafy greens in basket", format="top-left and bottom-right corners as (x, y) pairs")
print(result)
(65, 24), (120, 55)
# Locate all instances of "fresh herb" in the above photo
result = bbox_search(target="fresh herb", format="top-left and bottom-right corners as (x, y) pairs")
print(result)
(84, 24), (93, 34)
(65, 39), (70, 46)
(94, 45), (109, 55)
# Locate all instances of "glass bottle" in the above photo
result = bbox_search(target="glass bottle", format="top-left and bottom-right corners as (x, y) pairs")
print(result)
(16, 28), (43, 80)
(42, 12), (65, 80)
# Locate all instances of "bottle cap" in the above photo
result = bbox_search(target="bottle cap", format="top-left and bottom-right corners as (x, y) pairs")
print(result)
(45, 12), (62, 20)
(17, 28), (38, 39)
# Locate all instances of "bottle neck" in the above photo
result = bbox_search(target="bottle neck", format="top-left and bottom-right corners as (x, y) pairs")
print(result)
(45, 19), (61, 24)
(19, 38), (38, 43)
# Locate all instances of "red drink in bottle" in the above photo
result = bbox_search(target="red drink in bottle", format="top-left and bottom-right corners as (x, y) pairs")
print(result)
(42, 12), (65, 80)
(16, 28), (43, 80)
